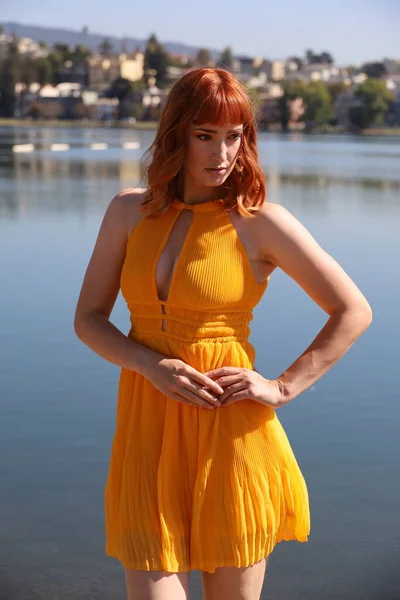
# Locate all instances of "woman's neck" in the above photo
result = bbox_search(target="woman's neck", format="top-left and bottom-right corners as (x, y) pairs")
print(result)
(179, 178), (225, 205)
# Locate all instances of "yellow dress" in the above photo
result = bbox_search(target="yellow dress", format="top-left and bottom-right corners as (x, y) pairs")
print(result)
(104, 198), (310, 573)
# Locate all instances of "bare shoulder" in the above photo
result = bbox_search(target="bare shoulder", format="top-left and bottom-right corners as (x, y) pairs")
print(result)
(251, 201), (317, 262)
(252, 201), (372, 316)
(248, 201), (298, 228)
(108, 187), (148, 238)
(74, 188), (149, 323)
(112, 186), (148, 208)
(254, 201), (300, 229)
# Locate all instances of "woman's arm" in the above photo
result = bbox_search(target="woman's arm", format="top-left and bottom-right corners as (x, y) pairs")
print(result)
(74, 189), (224, 408)
(74, 189), (159, 375)
(258, 202), (373, 404)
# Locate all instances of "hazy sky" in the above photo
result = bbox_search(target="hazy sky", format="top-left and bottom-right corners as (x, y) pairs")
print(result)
(3, 0), (399, 66)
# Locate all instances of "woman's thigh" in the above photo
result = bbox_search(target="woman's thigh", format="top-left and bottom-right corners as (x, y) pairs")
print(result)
(124, 567), (190, 600)
(201, 557), (268, 600)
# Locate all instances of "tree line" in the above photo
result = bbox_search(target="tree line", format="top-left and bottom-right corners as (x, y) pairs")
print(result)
(0, 29), (396, 130)
(277, 78), (395, 131)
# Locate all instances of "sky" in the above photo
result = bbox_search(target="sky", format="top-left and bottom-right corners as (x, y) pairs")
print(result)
(2, 0), (399, 66)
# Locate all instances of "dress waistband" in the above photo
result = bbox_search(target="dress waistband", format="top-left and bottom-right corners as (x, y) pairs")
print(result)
(127, 302), (254, 344)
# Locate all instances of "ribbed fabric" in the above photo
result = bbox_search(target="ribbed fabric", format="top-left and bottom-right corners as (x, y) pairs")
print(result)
(104, 198), (310, 573)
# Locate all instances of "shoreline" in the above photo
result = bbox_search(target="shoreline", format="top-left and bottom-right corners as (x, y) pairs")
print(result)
(0, 119), (399, 137)
(0, 119), (159, 130)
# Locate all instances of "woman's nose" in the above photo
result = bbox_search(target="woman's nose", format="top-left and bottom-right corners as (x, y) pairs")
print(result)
(212, 143), (228, 161)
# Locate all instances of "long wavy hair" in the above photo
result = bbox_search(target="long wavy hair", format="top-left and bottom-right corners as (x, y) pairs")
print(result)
(140, 67), (266, 219)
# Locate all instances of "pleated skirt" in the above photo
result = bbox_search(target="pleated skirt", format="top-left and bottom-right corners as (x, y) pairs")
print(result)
(104, 335), (310, 573)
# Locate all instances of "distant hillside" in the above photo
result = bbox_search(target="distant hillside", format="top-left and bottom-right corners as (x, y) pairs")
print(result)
(0, 21), (220, 59)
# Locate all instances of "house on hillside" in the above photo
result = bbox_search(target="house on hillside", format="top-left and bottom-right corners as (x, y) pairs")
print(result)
(88, 52), (144, 92)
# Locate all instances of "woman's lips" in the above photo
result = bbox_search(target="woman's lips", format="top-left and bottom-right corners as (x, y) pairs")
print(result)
(205, 168), (227, 174)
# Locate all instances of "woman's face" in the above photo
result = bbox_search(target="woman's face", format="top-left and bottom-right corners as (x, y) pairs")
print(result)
(183, 121), (243, 192)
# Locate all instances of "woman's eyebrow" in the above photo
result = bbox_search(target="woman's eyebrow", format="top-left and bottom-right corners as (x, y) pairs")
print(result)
(194, 128), (243, 133)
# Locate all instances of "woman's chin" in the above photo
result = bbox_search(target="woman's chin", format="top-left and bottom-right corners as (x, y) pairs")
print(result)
(199, 175), (229, 188)
(204, 181), (224, 187)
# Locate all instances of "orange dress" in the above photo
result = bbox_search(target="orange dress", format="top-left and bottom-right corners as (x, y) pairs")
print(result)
(104, 198), (310, 573)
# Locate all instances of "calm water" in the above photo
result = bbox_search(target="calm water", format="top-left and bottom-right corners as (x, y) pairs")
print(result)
(0, 125), (399, 600)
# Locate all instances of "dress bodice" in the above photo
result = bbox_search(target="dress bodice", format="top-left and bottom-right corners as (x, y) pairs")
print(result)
(120, 199), (269, 348)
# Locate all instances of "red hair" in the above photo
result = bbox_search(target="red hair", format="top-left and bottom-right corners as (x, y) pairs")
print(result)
(140, 67), (266, 219)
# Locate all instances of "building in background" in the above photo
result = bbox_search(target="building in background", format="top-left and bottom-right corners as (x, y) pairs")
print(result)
(257, 59), (286, 81)
(257, 91), (305, 129)
(0, 33), (50, 59)
(58, 61), (89, 87)
(88, 51), (144, 92)
(14, 82), (119, 120)
(17, 37), (50, 58)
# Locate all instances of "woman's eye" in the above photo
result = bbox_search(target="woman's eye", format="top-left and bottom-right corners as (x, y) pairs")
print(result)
(196, 133), (242, 141)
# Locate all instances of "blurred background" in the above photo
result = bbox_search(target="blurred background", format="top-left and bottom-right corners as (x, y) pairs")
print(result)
(0, 2), (399, 599)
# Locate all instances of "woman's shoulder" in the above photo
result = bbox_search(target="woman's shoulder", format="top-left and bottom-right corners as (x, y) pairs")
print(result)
(111, 187), (148, 214)
(109, 188), (149, 237)
(248, 200), (315, 263)
(254, 200), (291, 221)
(251, 201), (303, 234)
(245, 201), (294, 239)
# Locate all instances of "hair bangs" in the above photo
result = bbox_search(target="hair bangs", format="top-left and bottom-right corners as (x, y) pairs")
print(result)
(142, 68), (266, 219)
(192, 84), (251, 127)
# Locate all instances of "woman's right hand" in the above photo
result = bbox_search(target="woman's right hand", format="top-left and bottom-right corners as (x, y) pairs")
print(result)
(139, 354), (224, 410)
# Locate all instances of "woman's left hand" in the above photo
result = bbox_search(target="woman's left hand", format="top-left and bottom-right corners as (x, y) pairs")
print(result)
(203, 367), (286, 409)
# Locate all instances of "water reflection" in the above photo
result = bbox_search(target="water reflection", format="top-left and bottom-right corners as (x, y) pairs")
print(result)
(0, 125), (399, 220)
(11, 155), (144, 182)
(0, 125), (399, 600)
(270, 171), (400, 190)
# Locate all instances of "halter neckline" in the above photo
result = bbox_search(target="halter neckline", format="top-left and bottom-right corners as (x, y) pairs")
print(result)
(172, 198), (226, 212)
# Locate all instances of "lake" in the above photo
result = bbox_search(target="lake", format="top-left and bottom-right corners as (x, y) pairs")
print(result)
(0, 125), (399, 600)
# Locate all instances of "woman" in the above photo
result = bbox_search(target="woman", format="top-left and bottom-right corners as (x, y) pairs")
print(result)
(74, 68), (372, 600)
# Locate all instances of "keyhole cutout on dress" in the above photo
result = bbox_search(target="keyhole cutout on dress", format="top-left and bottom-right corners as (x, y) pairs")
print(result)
(155, 210), (194, 331)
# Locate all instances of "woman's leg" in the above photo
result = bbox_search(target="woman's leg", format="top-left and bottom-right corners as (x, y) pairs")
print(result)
(124, 567), (190, 600)
(201, 557), (268, 600)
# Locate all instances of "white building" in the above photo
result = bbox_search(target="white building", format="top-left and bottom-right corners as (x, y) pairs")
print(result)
(257, 59), (286, 81)
(18, 37), (50, 58)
